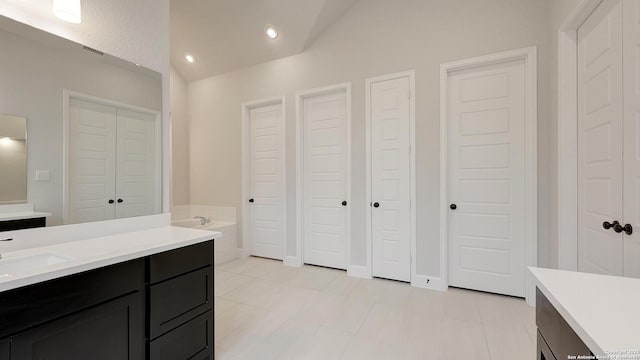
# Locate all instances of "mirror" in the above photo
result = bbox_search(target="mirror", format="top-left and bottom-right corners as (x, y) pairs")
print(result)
(0, 115), (27, 205)
(0, 16), (163, 226)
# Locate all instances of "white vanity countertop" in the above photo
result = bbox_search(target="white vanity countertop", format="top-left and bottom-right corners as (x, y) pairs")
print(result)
(0, 226), (220, 293)
(529, 267), (640, 357)
(0, 211), (52, 221)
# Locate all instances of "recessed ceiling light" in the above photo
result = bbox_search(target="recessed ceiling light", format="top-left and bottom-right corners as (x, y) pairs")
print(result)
(265, 25), (278, 39)
(185, 53), (195, 63)
(52, 0), (82, 24)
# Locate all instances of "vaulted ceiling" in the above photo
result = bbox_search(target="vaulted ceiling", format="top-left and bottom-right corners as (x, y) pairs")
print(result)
(170, 0), (359, 82)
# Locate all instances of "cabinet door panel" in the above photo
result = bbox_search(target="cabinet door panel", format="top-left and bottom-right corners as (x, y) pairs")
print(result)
(149, 310), (213, 360)
(10, 293), (143, 360)
(149, 266), (213, 339)
(0, 339), (8, 360)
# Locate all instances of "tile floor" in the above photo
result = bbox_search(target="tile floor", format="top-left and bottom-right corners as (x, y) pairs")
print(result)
(214, 256), (536, 360)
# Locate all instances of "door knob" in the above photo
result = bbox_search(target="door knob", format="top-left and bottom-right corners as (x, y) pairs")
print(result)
(623, 223), (633, 235)
(108, 199), (115, 204)
(373, 202), (380, 208)
(342, 201), (347, 206)
(450, 204), (457, 210)
(603, 221), (619, 230)
(248, 198), (254, 203)
(117, 199), (123, 203)
(613, 222), (624, 233)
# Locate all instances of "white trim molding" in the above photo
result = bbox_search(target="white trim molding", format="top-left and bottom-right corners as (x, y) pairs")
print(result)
(557, 0), (603, 272)
(365, 70), (416, 283)
(295, 83), (352, 270)
(241, 96), (287, 261)
(62, 90), (162, 225)
(439, 46), (538, 305)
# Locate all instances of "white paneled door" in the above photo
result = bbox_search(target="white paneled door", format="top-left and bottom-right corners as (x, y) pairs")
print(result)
(370, 76), (412, 282)
(623, 0), (640, 278)
(447, 60), (527, 297)
(578, 0), (624, 276)
(69, 98), (158, 224)
(301, 88), (349, 270)
(69, 98), (117, 223)
(115, 109), (158, 219)
(248, 102), (285, 260)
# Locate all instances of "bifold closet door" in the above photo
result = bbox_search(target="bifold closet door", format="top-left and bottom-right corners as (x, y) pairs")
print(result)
(248, 102), (285, 260)
(370, 77), (411, 282)
(302, 90), (348, 270)
(115, 109), (158, 219)
(447, 59), (527, 297)
(68, 98), (117, 223)
(577, 0), (624, 276)
(623, 0), (640, 277)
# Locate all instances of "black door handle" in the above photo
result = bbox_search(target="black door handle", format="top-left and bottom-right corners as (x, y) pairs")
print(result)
(450, 204), (457, 210)
(117, 199), (123, 203)
(373, 202), (380, 208)
(342, 201), (347, 206)
(248, 198), (254, 203)
(623, 224), (633, 235)
(108, 199), (115, 204)
(613, 222), (624, 233)
(603, 221), (618, 230)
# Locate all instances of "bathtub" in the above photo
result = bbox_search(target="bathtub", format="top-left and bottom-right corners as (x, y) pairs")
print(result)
(171, 205), (239, 265)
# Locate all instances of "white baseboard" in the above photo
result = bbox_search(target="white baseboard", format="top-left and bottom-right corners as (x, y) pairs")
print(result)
(411, 274), (445, 291)
(283, 256), (302, 267)
(347, 265), (372, 279)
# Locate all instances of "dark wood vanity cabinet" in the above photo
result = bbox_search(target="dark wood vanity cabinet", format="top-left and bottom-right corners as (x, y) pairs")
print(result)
(536, 288), (593, 360)
(0, 240), (214, 360)
(0, 217), (46, 232)
(148, 241), (215, 360)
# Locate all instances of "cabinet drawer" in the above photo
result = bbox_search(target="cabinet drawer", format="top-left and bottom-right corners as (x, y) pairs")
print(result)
(149, 310), (213, 360)
(536, 288), (592, 358)
(149, 266), (214, 339)
(149, 241), (213, 284)
(538, 330), (557, 360)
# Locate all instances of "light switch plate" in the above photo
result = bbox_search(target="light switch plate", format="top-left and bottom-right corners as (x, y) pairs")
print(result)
(35, 170), (50, 181)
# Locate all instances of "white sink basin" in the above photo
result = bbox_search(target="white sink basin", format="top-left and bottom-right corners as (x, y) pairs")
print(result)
(0, 253), (72, 278)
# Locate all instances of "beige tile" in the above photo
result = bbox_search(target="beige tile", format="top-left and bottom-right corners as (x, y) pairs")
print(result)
(214, 271), (254, 296)
(285, 265), (343, 291)
(444, 288), (482, 323)
(485, 324), (536, 360)
(213, 259), (537, 360)
(323, 273), (361, 297)
(295, 326), (353, 359)
(321, 297), (373, 334)
(442, 318), (491, 360)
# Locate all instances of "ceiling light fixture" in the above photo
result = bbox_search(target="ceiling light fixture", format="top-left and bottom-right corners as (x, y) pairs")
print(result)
(265, 25), (278, 39)
(52, 0), (82, 24)
(185, 53), (195, 63)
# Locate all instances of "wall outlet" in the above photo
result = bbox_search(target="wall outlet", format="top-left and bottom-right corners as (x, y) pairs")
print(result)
(35, 170), (50, 181)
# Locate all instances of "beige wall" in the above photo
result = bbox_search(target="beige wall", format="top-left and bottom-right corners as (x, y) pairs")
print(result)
(546, 0), (581, 268)
(187, 0), (553, 277)
(171, 66), (190, 205)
